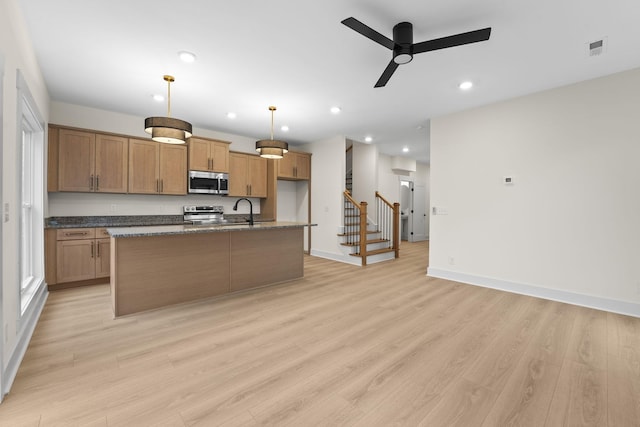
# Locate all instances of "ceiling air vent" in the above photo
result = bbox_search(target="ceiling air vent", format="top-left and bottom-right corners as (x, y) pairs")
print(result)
(588, 38), (606, 56)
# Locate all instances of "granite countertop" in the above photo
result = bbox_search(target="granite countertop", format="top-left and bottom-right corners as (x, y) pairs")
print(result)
(45, 215), (274, 229)
(107, 222), (315, 238)
(45, 215), (185, 229)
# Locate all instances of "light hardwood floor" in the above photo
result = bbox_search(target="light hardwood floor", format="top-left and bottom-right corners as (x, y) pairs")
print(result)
(1, 241), (639, 426)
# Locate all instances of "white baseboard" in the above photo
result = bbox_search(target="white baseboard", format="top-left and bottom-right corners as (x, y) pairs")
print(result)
(310, 249), (362, 266)
(2, 282), (48, 398)
(427, 267), (640, 318)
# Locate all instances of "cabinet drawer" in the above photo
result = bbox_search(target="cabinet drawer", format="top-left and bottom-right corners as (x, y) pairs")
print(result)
(56, 228), (96, 240)
(96, 228), (110, 238)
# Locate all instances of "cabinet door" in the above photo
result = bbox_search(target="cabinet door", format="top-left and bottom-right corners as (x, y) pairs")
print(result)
(159, 144), (187, 195)
(248, 156), (267, 197)
(56, 239), (96, 282)
(58, 129), (95, 191)
(294, 153), (311, 180)
(229, 153), (249, 196)
(128, 138), (160, 194)
(188, 138), (211, 171)
(277, 153), (296, 179)
(95, 134), (128, 193)
(211, 142), (230, 173)
(95, 238), (110, 279)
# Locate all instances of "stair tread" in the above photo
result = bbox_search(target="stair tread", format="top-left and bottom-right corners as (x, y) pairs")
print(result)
(341, 238), (389, 247)
(337, 230), (380, 236)
(349, 247), (396, 257)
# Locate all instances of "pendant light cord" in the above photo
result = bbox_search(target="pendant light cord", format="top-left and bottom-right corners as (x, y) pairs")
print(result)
(167, 78), (172, 117)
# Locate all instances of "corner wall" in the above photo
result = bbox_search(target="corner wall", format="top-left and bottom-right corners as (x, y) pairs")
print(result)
(1, 0), (50, 397)
(429, 67), (640, 316)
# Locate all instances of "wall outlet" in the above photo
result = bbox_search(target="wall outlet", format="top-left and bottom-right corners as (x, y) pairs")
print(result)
(448, 256), (455, 265)
(110, 204), (117, 212)
(4, 203), (9, 222)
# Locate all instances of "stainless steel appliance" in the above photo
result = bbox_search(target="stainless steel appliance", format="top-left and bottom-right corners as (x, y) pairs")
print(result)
(188, 171), (229, 195)
(183, 205), (225, 224)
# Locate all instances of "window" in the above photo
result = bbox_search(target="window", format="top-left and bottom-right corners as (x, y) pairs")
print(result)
(17, 71), (45, 314)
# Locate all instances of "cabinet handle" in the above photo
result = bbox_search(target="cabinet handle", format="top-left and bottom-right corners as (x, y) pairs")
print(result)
(161, 179), (164, 193)
(156, 179), (159, 193)
(91, 241), (95, 258)
(96, 175), (100, 191)
(90, 174), (94, 190)
(96, 241), (100, 257)
(65, 231), (88, 237)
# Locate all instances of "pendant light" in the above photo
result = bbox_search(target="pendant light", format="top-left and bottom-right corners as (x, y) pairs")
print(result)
(255, 106), (288, 159)
(144, 75), (192, 144)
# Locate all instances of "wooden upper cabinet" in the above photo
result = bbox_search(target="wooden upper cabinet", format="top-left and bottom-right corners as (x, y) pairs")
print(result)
(58, 129), (95, 191)
(128, 138), (159, 194)
(229, 152), (249, 197)
(228, 152), (267, 198)
(247, 155), (267, 197)
(159, 144), (187, 195)
(94, 134), (128, 193)
(128, 138), (187, 195)
(277, 151), (311, 180)
(211, 142), (230, 172)
(56, 128), (128, 193)
(188, 138), (229, 172)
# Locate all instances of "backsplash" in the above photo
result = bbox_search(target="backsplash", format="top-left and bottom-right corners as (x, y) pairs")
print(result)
(47, 192), (262, 217)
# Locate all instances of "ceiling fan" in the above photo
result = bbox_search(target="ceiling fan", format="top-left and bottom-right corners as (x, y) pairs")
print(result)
(341, 17), (492, 88)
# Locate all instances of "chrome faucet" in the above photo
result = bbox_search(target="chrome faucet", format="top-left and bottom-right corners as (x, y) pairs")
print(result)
(232, 198), (253, 225)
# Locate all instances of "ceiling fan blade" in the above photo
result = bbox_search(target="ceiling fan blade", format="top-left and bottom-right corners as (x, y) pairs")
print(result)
(342, 17), (395, 50)
(374, 60), (399, 88)
(412, 27), (491, 54)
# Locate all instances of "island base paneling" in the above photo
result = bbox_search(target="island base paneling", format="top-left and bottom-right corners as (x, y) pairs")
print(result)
(110, 225), (307, 317)
(111, 232), (231, 316)
(230, 228), (303, 292)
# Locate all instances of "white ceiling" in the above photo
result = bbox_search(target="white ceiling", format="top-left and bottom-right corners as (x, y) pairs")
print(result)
(16, 0), (640, 163)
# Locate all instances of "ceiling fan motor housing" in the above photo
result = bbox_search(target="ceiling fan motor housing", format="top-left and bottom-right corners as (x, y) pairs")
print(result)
(393, 22), (413, 64)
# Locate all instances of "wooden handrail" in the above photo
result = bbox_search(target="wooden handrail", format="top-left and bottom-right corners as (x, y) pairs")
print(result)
(343, 190), (365, 213)
(375, 191), (394, 209)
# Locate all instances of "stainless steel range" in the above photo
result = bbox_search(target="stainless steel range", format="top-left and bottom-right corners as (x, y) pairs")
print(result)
(183, 205), (225, 224)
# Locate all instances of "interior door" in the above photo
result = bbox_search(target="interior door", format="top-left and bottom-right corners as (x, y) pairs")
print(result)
(412, 182), (428, 241)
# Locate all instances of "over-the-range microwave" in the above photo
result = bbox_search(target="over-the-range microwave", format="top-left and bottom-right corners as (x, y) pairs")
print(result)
(188, 170), (229, 195)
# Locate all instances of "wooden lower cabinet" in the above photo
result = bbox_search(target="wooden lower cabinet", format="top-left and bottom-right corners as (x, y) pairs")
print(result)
(48, 227), (111, 287)
(95, 238), (110, 278)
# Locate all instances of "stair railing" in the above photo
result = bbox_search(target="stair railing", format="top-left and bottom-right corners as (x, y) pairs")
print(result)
(343, 190), (368, 264)
(375, 191), (400, 259)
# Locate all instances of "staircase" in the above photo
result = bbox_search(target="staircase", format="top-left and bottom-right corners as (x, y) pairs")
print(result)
(339, 190), (400, 266)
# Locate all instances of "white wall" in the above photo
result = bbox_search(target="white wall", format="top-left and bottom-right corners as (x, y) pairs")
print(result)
(308, 135), (347, 262)
(351, 141), (378, 218)
(429, 67), (640, 317)
(1, 0), (50, 397)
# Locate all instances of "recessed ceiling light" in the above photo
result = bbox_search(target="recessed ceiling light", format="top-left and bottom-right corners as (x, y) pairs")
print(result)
(153, 94), (165, 102)
(178, 51), (197, 63)
(402, 147), (409, 153)
(281, 125), (289, 132)
(459, 81), (473, 90)
(330, 106), (341, 114)
(226, 112), (237, 119)
(364, 136), (372, 143)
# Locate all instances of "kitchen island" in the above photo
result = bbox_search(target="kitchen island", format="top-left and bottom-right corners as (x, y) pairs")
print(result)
(108, 222), (311, 317)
